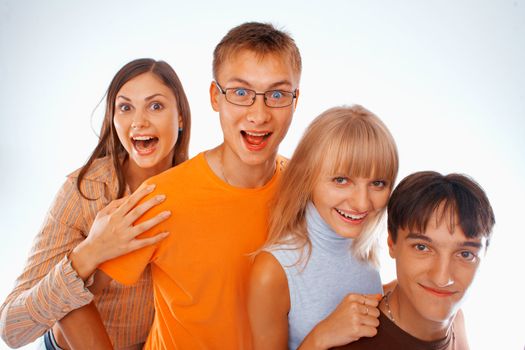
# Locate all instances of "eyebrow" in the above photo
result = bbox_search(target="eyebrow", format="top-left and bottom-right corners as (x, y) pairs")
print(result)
(406, 233), (431, 242)
(116, 93), (166, 102)
(226, 78), (293, 90)
(406, 232), (483, 249)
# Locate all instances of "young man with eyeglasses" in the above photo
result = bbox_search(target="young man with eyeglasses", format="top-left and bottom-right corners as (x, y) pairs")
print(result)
(56, 22), (302, 349)
(334, 171), (495, 350)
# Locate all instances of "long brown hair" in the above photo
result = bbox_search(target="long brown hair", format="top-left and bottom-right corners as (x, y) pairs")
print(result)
(77, 58), (191, 199)
(265, 105), (398, 266)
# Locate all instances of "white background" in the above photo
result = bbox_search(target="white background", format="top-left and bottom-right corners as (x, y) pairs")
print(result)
(1, 0), (524, 349)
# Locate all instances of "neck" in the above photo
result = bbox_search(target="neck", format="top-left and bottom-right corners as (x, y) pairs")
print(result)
(124, 157), (172, 192)
(382, 287), (453, 342)
(205, 144), (276, 189)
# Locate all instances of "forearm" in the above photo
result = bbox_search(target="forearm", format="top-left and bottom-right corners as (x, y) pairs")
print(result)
(69, 240), (103, 281)
(297, 327), (329, 350)
(0, 257), (93, 347)
(57, 302), (113, 350)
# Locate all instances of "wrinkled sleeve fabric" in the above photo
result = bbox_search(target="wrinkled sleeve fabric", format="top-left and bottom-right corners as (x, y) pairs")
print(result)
(0, 178), (96, 348)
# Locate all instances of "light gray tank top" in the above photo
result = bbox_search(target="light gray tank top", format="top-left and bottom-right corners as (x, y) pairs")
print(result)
(268, 202), (382, 350)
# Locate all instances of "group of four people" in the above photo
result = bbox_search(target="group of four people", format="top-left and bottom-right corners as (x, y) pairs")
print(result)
(0, 22), (494, 350)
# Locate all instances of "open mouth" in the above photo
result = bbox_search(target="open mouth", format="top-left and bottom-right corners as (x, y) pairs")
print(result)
(131, 135), (159, 155)
(241, 130), (271, 150)
(335, 208), (367, 223)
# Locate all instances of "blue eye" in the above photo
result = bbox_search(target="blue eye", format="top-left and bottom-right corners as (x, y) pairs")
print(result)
(270, 90), (284, 99)
(234, 88), (248, 97)
(333, 177), (348, 185)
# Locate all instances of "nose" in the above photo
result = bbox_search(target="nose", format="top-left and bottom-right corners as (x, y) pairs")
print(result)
(429, 255), (454, 288)
(351, 184), (371, 212)
(246, 94), (270, 125)
(131, 111), (149, 129)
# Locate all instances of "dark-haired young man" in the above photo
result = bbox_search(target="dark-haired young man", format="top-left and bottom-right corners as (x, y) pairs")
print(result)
(335, 171), (495, 350)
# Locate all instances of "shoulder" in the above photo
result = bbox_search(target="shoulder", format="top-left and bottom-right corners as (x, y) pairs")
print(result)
(251, 251), (288, 293)
(66, 156), (114, 184)
(145, 153), (205, 186)
(453, 309), (470, 349)
(249, 251), (291, 318)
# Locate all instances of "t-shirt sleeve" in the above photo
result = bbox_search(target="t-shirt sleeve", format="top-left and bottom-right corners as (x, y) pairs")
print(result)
(98, 181), (166, 285)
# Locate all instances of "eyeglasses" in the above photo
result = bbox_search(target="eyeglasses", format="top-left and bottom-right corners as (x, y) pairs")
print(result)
(214, 81), (297, 108)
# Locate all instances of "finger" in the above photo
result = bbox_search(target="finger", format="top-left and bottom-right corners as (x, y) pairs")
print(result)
(361, 305), (380, 318)
(356, 324), (379, 338)
(124, 195), (167, 227)
(116, 183), (156, 216)
(130, 211), (171, 237)
(362, 296), (380, 307)
(129, 232), (170, 251)
(366, 293), (383, 301)
(106, 197), (128, 213)
(360, 314), (380, 328)
(345, 293), (379, 307)
(99, 197), (127, 215)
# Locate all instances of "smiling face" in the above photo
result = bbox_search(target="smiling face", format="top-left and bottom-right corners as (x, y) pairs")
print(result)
(113, 72), (181, 175)
(312, 174), (391, 239)
(210, 49), (299, 168)
(388, 209), (486, 327)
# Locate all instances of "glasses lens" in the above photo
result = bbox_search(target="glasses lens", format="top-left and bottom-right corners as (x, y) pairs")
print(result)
(264, 90), (293, 107)
(225, 88), (255, 106)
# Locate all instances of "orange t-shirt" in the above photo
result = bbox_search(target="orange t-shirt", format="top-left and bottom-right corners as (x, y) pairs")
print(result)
(100, 152), (284, 349)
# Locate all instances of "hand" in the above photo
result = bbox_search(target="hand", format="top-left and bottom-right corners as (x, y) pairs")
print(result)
(299, 293), (381, 350)
(70, 183), (170, 280)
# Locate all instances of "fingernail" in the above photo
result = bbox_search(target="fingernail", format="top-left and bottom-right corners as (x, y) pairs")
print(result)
(156, 195), (166, 202)
(147, 184), (156, 191)
(160, 210), (171, 218)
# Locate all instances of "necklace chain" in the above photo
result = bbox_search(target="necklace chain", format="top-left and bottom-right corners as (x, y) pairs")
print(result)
(384, 290), (395, 322)
(220, 149), (232, 185)
(382, 290), (456, 346)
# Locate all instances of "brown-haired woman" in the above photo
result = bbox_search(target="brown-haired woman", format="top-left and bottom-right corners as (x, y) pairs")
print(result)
(0, 58), (191, 349)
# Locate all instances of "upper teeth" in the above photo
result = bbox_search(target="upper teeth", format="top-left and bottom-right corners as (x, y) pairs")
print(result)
(133, 136), (154, 141)
(335, 208), (366, 220)
(245, 131), (269, 137)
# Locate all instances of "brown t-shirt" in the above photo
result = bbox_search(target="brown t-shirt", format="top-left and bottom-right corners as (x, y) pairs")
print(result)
(332, 311), (458, 350)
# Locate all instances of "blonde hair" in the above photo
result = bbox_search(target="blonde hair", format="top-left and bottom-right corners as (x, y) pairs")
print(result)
(265, 105), (398, 266)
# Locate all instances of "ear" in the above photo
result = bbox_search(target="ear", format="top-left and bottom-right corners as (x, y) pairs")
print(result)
(387, 231), (396, 259)
(178, 114), (183, 129)
(293, 88), (300, 110)
(210, 81), (220, 112)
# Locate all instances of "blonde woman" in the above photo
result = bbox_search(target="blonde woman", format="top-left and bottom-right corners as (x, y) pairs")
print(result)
(248, 105), (399, 350)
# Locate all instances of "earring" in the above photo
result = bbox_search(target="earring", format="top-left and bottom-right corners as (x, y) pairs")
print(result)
(178, 127), (183, 132)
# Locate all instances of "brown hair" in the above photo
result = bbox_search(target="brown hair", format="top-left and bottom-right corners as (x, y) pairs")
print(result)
(212, 22), (302, 80)
(77, 58), (191, 199)
(388, 171), (495, 245)
(264, 105), (398, 266)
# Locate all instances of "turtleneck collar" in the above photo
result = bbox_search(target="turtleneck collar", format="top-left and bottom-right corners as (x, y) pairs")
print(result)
(306, 201), (353, 255)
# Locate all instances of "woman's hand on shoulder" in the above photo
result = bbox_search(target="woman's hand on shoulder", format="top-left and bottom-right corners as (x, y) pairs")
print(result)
(70, 183), (170, 280)
(298, 293), (381, 350)
(248, 251), (290, 350)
